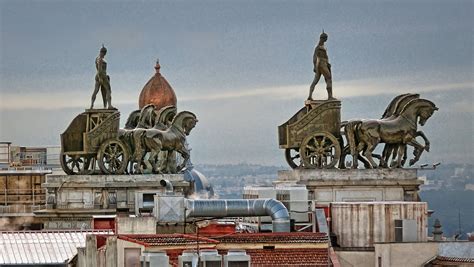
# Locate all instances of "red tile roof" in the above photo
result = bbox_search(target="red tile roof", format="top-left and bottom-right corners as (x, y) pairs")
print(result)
(118, 234), (219, 247)
(212, 232), (328, 244)
(430, 256), (474, 265)
(247, 248), (329, 266)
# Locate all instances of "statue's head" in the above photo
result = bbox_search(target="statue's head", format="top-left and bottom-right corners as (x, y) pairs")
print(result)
(320, 30), (328, 41)
(100, 44), (107, 56)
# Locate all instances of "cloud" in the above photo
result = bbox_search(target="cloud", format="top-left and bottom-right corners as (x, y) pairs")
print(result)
(1, 72), (472, 110)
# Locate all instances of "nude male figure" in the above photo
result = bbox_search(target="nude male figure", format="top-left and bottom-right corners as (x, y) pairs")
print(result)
(90, 45), (115, 109)
(308, 31), (334, 100)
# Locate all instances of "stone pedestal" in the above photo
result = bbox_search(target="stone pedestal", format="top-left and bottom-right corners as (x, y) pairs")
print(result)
(35, 174), (190, 229)
(275, 169), (423, 204)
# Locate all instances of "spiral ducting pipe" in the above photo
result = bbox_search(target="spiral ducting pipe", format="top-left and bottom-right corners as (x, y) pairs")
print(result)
(185, 198), (290, 232)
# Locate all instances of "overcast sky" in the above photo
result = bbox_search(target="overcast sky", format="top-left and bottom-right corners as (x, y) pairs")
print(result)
(1, 0), (473, 165)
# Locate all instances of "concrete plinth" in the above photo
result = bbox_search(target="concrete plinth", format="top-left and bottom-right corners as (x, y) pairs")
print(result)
(275, 169), (423, 203)
(35, 174), (190, 229)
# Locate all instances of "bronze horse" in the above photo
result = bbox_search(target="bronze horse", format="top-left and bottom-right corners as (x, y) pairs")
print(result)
(344, 98), (438, 168)
(378, 93), (431, 167)
(133, 111), (197, 174)
(119, 105), (176, 173)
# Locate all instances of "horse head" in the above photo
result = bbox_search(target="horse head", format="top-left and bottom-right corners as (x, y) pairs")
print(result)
(417, 100), (438, 126)
(156, 105), (177, 128)
(400, 98), (438, 126)
(171, 111), (198, 136)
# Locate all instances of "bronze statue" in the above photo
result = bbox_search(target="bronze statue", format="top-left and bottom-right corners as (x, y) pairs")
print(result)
(90, 45), (115, 109)
(133, 111), (197, 174)
(308, 30), (334, 100)
(344, 98), (438, 168)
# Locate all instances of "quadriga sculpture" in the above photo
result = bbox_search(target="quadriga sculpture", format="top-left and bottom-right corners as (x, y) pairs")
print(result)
(344, 98), (438, 169)
(133, 111), (197, 174)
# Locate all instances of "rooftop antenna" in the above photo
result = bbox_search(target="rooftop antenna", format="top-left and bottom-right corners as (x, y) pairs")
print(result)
(456, 208), (462, 240)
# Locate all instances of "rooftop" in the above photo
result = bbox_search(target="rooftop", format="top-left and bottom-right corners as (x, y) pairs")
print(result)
(247, 248), (329, 267)
(212, 232), (328, 244)
(0, 230), (112, 265)
(119, 234), (219, 247)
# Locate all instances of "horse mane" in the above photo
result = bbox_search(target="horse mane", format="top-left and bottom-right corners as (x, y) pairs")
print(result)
(124, 109), (141, 129)
(399, 98), (437, 115)
(171, 111), (197, 127)
(137, 104), (157, 127)
(393, 93), (420, 116)
(381, 93), (410, 119)
(156, 105), (177, 124)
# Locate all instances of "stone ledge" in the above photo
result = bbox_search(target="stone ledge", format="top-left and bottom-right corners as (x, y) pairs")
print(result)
(277, 168), (418, 182)
(43, 174), (188, 188)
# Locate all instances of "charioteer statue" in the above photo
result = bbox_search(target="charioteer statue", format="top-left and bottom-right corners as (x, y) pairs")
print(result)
(308, 30), (334, 100)
(90, 45), (115, 109)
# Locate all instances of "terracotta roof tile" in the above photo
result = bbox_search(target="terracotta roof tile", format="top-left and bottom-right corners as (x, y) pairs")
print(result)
(212, 232), (328, 244)
(247, 248), (329, 266)
(431, 255), (474, 264)
(118, 234), (219, 247)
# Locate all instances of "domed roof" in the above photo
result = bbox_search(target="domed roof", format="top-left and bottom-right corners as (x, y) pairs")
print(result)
(138, 60), (177, 110)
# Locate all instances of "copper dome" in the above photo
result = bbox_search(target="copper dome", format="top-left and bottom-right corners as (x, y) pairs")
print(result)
(138, 61), (177, 110)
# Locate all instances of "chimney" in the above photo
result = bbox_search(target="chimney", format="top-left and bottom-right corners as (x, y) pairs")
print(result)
(432, 219), (443, 241)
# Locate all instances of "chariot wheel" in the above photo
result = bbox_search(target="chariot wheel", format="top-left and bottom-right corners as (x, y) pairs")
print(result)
(97, 139), (129, 174)
(300, 131), (341, 169)
(285, 148), (302, 169)
(60, 153), (95, 175)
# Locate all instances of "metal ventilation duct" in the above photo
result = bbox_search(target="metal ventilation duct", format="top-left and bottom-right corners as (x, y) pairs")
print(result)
(185, 198), (290, 232)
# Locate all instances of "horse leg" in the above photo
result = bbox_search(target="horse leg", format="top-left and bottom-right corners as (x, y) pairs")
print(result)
(363, 141), (379, 168)
(401, 145), (408, 166)
(390, 144), (405, 168)
(380, 144), (390, 168)
(408, 139), (425, 166)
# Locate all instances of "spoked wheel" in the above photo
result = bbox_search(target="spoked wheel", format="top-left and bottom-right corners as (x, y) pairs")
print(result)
(285, 148), (302, 169)
(60, 153), (96, 175)
(97, 139), (129, 174)
(300, 131), (341, 169)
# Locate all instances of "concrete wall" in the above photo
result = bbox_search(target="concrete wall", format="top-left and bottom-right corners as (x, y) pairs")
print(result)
(313, 187), (404, 203)
(331, 202), (428, 248)
(277, 168), (418, 182)
(116, 216), (156, 234)
(335, 251), (375, 267)
(117, 238), (145, 267)
(374, 242), (438, 267)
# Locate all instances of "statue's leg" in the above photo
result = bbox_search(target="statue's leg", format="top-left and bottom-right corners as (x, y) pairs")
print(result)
(308, 72), (321, 100)
(321, 65), (333, 100)
(90, 80), (100, 109)
(103, 76), (115, 109)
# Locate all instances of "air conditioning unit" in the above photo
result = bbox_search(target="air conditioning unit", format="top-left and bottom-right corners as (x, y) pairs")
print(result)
(224, 250), (250, 267)
(141, 251), (169, 267)
(134, 191), (161, 215)
(394, 219), (418, 242)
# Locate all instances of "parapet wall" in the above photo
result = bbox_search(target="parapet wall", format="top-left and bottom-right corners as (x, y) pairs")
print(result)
(276, 169), (423, 203)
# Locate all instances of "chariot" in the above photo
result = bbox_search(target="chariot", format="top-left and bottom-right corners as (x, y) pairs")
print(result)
(278, 100), (342, 169)
(60, 109), (130, 175)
